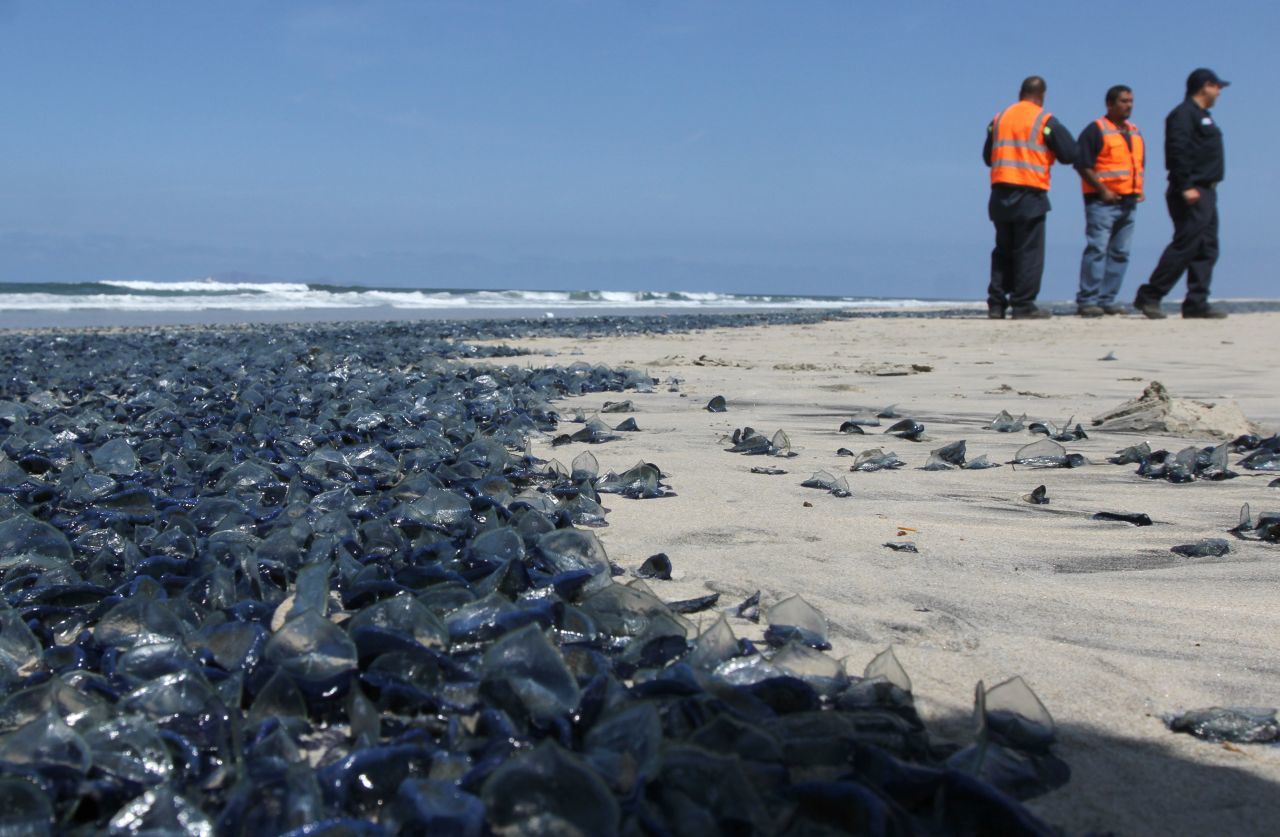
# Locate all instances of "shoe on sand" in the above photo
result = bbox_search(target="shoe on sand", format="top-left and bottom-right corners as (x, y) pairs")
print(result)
(1135, 302), (1167, 320)
(1183, 307), (1228, 319)
(1101, 304), (1127, 315)
(1011, 306), (1053, 320)
(1077, 305), (1104, 318)
(987, 308), (1006, 320)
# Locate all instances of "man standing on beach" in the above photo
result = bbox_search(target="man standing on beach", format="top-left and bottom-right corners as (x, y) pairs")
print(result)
(1074, 85), (1144, 317)
(1132, 69), (1229, 320)
(983, 76), (1078, 320)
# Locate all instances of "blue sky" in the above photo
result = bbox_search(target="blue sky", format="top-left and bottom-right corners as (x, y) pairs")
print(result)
(2, 1), (1276, 299)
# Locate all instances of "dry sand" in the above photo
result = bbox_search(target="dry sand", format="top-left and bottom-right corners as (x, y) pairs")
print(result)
(498, 312), (1279, 836)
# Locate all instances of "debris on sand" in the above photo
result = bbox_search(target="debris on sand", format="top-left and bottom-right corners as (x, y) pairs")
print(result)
(1091, 381), (1257, 440)
(1168, 707), (1279, 744)
(1171, 539), (1231, 558)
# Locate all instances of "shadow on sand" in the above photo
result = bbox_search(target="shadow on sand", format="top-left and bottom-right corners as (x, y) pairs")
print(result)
(929, 710), (1279, 835)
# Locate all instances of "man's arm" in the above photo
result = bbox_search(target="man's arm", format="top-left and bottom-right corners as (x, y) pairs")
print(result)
(1043, 116), (1077, 165)
(1073, 123), (1118, 202)
(1165, 104), (1197, 201)
(983, 122), (993, 166)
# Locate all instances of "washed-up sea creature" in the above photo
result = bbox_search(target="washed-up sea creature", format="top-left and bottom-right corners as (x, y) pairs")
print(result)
(1092, 511), (1153, 526)
(705, 395), (727, 413)
(1109, 441), (1151, 465)
(613, 417), (639, 432)
(1228, 503), (1280, 542)
(883, 542), (918, 553)
(1167, 707), (1279, 744)
(763, 595), (829, 650)
(594, 461), (675, 499)
(724, 428), (794, 458)
(1239, 448), (1280, 471)
(800, 471), (851, 498)
(920, 440), (966, 470)
(1099, 351), (1118, 361)
(749, 466), (786, 475)
(666, 593), (720, 614)
(1135, 444), (1236, 483)
(947, 676), (1071, 800)
(877, 404), (901, 418)
(635, 553), (672, 580)
(1229, 503), (1254, 537)
(551, 417), (621, 446)
(851, 448), (906, 472)
(1029, 418), (1088, 442)
(600, 400), (634, 413)
(884, 419), (925, 442)
(1171, 539), (1230, 558)
(964, 454), (1002, 470)
(988, 410), (1027, 433)
(734, 591), (761, 622)
(1011, 439), (1087, 468)
(837, 421), (866, 434)
(1023, 485), (1049, 505)
(1229, 433), (1263, 452)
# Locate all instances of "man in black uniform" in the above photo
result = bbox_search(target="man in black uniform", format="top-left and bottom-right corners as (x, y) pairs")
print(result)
(1133, 68), (1229, 319)
(983, 76), (1078, 320)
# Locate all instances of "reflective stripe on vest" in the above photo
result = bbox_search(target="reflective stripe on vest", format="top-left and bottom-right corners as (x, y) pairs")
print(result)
(990, 101), (1055, 190)
(1081, 118), (1145, 195)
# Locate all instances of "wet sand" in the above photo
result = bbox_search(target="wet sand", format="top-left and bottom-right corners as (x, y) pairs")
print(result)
(510, 312), (1280, 835)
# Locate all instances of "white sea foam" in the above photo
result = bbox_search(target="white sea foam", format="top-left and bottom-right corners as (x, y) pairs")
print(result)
(0, 279), (966, 313)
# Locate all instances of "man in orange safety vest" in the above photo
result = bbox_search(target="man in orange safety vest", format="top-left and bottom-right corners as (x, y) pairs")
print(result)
(983, 76), (1078, 319)
(1074, 85), (1144, 317)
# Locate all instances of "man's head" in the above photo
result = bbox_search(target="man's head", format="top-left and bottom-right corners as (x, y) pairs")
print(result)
(1019, 76), (1047, 105)
(1105, 85), (1134, 122)
(1186, 68), (1228, 107)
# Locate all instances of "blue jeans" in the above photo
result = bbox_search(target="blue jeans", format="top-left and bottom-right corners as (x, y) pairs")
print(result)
(1077, 199), (1137, 307)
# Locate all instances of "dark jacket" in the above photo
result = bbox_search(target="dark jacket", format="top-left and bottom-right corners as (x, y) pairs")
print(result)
(1164, 97), (1225, 191)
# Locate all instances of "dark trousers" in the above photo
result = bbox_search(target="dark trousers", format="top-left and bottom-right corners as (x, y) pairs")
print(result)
(988, 214), (1046, 314)
(1134, 186), (1219, 313)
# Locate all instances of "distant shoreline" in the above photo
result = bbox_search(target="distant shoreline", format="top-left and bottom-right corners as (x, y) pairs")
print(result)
(6, 298), (1280, 332)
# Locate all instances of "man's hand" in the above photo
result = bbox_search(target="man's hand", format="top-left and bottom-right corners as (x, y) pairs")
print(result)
(1099, 186), (1120, 204)
(1137, 193), (1146, 203)
(1183, 187), (1201, 205)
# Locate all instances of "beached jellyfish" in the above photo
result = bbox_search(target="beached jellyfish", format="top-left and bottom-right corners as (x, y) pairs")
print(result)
(263, 610), (358, 695)
(480, 623), (580, 725)
(1170, 539), (1231, 558)
(386, 780), (485, 836)
(91, 437), (139, 476)
(764, 594), (829, 650)
(851, 448), (905, 472)
(771, 641), (848, 696)
(1011, 439), (1085, 468)
(1167, 707), (1279, 744)
(948, 677), (1070, 800)
(684, 615), (738, 671)
(481, 741), (620, 837)
(634, 553), (672, 580)
(884, 419), (925, 441)
(1108, 441), (1151, 465)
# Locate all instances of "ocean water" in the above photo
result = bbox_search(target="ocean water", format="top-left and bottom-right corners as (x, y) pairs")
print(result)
(0, 278), (969, 329)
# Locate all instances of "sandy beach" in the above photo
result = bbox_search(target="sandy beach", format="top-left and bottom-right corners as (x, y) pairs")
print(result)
(503, 311), (1280, 835)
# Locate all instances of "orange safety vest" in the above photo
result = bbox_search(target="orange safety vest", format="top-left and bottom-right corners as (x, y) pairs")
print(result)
(1081, 118), (1144, 196)
(989, 100), (1055, 191)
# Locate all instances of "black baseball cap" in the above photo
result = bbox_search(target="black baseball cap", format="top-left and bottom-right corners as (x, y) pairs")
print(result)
(1186, 68), (1229, 95)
